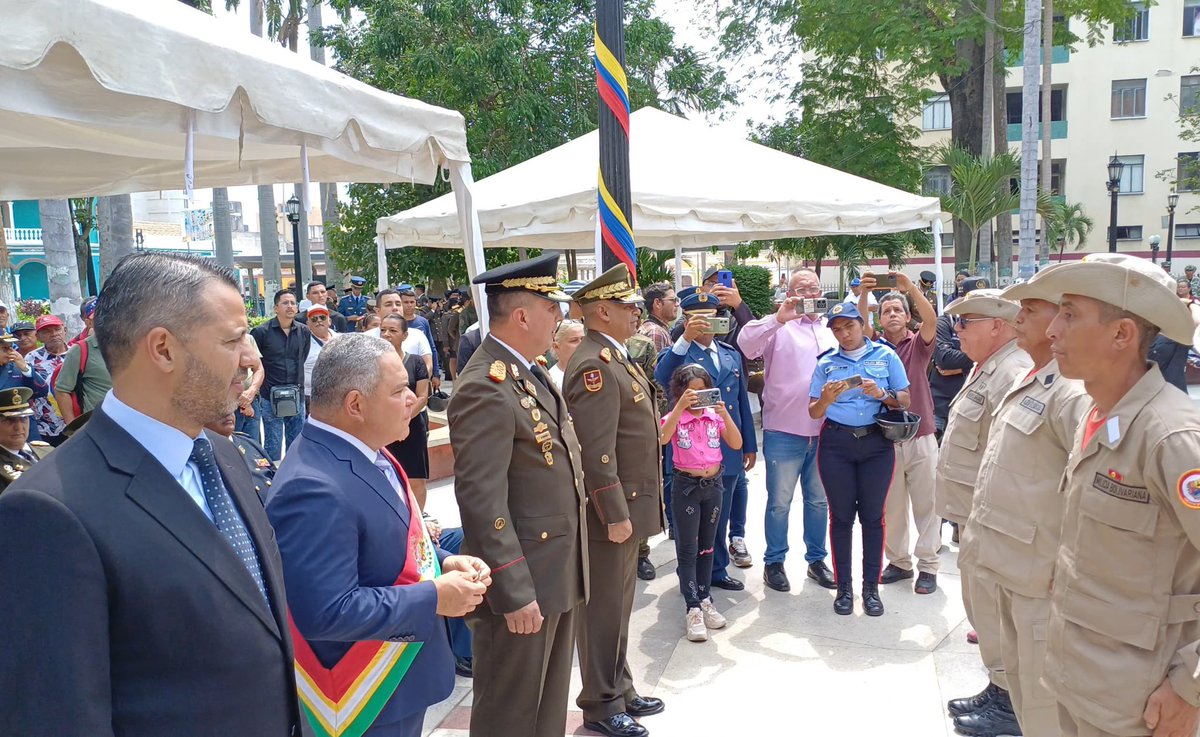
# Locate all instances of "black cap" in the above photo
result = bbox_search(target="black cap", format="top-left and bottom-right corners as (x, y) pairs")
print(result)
(919, 270), (936, 284)
(9, 322), (34, 334)
(960, 276), (991, 295)
(472, 253), (568, 302)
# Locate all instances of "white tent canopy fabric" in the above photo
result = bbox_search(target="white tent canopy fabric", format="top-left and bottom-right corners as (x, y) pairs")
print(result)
(0, 0), (470, 199)
(376, 107), (942, 252)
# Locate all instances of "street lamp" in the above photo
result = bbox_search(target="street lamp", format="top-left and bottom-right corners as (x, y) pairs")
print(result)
(1166, 191), (1180, 266)
(1149, 234), (1161, 263)
(285, 195), (302, 298)
(135, 229), (144, 252)
(1107, 156), (1125, 253)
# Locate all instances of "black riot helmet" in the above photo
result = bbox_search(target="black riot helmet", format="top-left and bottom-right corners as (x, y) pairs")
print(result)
(874, 409), (922, 443)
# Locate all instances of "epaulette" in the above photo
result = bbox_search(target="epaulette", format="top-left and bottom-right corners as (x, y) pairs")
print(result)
(817, 347), (835, 359)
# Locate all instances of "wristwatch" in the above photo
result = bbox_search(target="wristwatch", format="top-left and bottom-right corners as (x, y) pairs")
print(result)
(884, 389), (897, 403)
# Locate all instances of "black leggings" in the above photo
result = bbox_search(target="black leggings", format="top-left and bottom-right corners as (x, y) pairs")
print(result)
(671, 470), (724, 610)
(816, 425), (895, 586)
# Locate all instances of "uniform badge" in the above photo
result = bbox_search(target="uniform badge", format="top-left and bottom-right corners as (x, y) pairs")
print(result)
(1178, 469), (1200, 509)
(584, 370), (603, 392)
(698, 293), (709, 303)
(510, 364), (521, 379)
(535, 355), (549, 367)
(599, 347), (612, 363)
(494, 518), (506, 530)
(533, 422), (548, 433)
(488, 361), (507, 383)
(544, 452), (554, 466)
(524, 379), (538, 396)
(531, 408), (541, 422)
(1108, 469), (1124, 482)
(632, 382), (641, 394)
(521, 396), (535, 409)
(535, 431), (553, 444)
(541, 441), (554, 453)
(256, 458), (271, 469)
(831, 304), (844, 315)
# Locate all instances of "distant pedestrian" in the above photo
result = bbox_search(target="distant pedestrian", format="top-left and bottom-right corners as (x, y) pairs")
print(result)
(53, 321), (110, 426)
(27, 315), (70, 446)
(380, 314), (433, 510)
(250, 289), (311, 460)
(337, 276), (369, 327)
(10, 323), (37, 357)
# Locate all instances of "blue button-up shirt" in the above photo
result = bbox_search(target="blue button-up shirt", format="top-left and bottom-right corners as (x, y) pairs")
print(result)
(809, 339), (909, 427)
(338, 293), (368, 319)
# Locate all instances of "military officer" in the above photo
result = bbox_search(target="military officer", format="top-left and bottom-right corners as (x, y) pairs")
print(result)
(937, 288), (1032, 730)
(565, 264), (665, 737)
(202, 412), (278, 500)
(1010, 254), (1200, 737)
(337, 276), (369, 326)
(448, 253), (589, 737)
(954, 267), (1090, 736)
(0, 387), (52, 494)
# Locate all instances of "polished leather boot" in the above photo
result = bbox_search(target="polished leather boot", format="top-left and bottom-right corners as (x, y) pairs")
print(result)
(833, 581), (854, 615)
(862, 583), (884, 617)
(948, 682), (1001, 717)
(952, 688), (1022, 736)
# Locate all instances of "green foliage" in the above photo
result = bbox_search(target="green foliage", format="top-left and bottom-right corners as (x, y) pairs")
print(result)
(1156, 65), (1200, 211)
(727, 264), (773, 318)
(1044, 201), (1095, 258)
(16, 299), (50, 324)
(635, 248), (674, 287)
(321, 0), (735, 282)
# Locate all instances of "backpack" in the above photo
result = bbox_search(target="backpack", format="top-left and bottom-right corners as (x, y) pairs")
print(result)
(50, 339), (89, 418)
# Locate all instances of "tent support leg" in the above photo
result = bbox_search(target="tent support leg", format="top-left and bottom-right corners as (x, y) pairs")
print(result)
(449, 161), (490, 335)
(674, 245), (683, 294)
(933, 218), (945, 313)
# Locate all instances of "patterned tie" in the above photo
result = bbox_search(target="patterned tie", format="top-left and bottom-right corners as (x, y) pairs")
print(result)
(190, 438), (269, 603)
(374, 452), (410, 515)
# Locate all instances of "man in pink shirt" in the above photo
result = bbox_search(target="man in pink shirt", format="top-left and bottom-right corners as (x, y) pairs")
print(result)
(738, 269), (838, 592)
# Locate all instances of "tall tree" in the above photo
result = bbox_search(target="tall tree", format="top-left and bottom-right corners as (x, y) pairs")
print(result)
(321, 0), (734, 284)
(98, 194), (135, 281)
(69, 197), (98, 297)
(0, 202), (15, 307)
(1039, 0), (1055, 266)
(249, 0), (283, 293)
(211, 187), (235, 268)
(1018, 0), (1044, 279)
(40, 200), (85, 331)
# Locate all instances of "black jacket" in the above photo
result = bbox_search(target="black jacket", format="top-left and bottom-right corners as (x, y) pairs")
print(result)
(251, 318), (312, 393)
(930, 314), (974, 420)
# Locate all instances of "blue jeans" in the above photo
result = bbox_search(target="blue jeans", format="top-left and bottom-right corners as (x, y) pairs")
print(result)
(438, 527), (473, 661)
(729, 469), (748, 541)
(255, 395), (304, 462)
(710, 468), (744, 582)
(662, 443), (674, 531)
(234, 410), (261, 445)
(763, 429), (828, 566)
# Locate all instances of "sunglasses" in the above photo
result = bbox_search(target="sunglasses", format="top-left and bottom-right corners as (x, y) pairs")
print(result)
(954, 316), (993, 329)
(309, 315), (329, 322)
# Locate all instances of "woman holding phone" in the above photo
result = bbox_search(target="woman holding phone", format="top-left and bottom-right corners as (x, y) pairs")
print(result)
(808, 302), (910, 617)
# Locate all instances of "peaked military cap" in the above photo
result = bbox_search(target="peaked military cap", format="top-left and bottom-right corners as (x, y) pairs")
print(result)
(573, 263), (644, 305)
(472, 252), (570, 302)
(825, 301), (865, 324)
(0, 386), (34, 418)
(679, 290), (723, 311)
(959, 276), (991, 296)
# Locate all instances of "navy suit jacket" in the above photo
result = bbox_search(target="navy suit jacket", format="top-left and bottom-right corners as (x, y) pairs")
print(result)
(265, 423), (454, 727)
(655, 339), (758, 469)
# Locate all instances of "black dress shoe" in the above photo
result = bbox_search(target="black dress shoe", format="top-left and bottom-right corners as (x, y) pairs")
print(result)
(710, 575), (744, 591)
(880, 563), (915, 584)
(764, 562), (790, 592)
(953, 696), (1022, 736)
(454, 656), (473, 678)
(948, 682), (1001, 716)
(862, 583), (884, 617)
(806, 561), (837, 589)
(915, 572), (937, 594)
(833, 581), (854, 615)
(584, 712), (649, 737)
(626, 695), (665, 717)
(637, 556), (656, 581)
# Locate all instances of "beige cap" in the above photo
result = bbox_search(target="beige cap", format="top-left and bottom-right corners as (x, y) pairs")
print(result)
(944, 288), (1021, 321)
(1002, 254), (1193, 343)
(999, 264), (1073, 304)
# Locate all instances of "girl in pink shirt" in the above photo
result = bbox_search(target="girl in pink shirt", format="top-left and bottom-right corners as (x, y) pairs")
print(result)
(661, 364), (743, 642)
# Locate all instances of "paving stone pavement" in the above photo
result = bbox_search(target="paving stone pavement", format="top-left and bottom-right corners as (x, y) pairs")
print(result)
(420, 453), (989, 737)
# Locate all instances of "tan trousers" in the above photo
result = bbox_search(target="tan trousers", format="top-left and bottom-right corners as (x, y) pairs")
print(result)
(1057, 704), (1130, 737)
(883, 433), (940, 574)
(960, 568), (1008, 690)
(995, 584), (1057, 736)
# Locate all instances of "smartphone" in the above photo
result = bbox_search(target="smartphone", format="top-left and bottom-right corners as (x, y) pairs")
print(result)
(703, 316), (732, 334)
(876, 274), (898, 289)
(845, 374), (863, 388)
(797, 297), (829, 314)
(716, 270), (734, 289)
(693, 388), (722, 408)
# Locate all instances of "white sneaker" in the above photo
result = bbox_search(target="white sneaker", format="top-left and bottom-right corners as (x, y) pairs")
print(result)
(729, 536), (752, 568)
(686, 607), (708, 642)
(699, 598), (727, 629)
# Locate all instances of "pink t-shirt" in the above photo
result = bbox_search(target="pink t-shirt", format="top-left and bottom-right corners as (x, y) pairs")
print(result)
(663, 408), (726, 471)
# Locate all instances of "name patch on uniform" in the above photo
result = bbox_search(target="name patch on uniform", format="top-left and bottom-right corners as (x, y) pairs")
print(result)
(1092, 472), (1150, 504)
(1019, 396), (1046, 415)
(1177, 469), (1200, 509)
(966, 389), (985, 405)
(583, 370), (603, 392)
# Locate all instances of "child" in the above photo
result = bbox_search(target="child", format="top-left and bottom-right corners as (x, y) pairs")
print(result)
(661, 364), (744, 642)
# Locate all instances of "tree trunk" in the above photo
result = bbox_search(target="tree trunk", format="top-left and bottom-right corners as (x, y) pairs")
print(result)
(40, 200), (84, 331)
(1017, 0), (1043, 280)
(319, 183), (343, 287)
(1038, 0), (1054, 266)
(994, 55), (1014, 280)
(977, 0), (997, 281)
(71, 199), (98, 298)
(944, 4), (985, 269)
(98, 194), (134, 282)
(212, 187), (235, 269)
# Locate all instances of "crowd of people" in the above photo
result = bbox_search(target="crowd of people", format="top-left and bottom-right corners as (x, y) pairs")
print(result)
(3, 249), (1200, 737)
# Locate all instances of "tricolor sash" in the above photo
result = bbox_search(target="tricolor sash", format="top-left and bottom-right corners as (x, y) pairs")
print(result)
(291, 452), (441, 737)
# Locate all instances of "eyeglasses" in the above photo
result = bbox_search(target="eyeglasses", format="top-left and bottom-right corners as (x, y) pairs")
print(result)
(954, 316), (993, 329)
(309, 315), (329, 322)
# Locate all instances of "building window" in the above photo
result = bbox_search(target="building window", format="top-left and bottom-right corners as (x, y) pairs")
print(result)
(1182, 75), (1200, 114)
(1177, 223), (1200, 239)
(923, 95), (952, 131)
(1185, 0), (1200, 36)
(1115, 3), (1150, 41)
(1179, 152), (1200, 192)
(923, 166), (953, 195)
(1116, 154), (1145, 194)
(1111, 79), (1147, 118)
(1006, 88), (1066, 124)
(1114, 225), (1143, 240)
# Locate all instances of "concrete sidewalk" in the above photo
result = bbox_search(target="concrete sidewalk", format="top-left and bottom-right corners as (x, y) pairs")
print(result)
(421, 460), (987, 737)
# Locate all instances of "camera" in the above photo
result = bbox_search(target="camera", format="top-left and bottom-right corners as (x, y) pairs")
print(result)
(797, 297), (828, 314)
(703, 316), (732, 335)
(694, 388), (722, 408)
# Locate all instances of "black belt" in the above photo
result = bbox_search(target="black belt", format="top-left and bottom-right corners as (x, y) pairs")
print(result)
(674, 466), (725, 486)
(823, 420), (879, 439)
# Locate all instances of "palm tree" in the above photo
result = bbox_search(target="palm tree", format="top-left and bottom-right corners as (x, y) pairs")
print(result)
(40, 200), (85, 332)
(98, 194), (135, 280)
(935, 146), (1020, 273)
(1045, 201), (1094, 261)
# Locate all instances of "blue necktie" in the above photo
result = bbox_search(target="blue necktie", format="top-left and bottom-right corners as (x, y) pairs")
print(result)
(374, 452), (410, 516)
(190, 438), (269, 603)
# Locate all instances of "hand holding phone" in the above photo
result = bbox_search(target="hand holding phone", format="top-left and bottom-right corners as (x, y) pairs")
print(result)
(693, 388), (722, 408)
(845, 374), (863, 389)
(716, 270), (734, 289)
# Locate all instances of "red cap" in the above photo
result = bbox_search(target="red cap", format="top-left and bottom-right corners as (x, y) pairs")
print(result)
(307, 304), (330, 316)
(35, 315), (65, 332)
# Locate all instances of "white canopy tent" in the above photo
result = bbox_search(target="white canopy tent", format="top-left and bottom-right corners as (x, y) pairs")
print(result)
(0, 0), (471, 198)
(376, 107), (946, 318)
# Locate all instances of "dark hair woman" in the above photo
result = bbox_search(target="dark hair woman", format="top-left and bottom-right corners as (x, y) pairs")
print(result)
(379, 314), (432, 507)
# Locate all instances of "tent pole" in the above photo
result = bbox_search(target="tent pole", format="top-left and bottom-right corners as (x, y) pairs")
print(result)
(933, 218), (945, 313)
(450, 161), (490, 335)
(674, 244), (683, 294)
(376, 235), (388, 292)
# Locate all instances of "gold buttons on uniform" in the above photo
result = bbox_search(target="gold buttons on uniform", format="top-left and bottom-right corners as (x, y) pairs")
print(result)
(601, 454), (610, 463)
(494, 518), (506, 530)
(540, 532), (549, 540)
(631, 492), (637, 498)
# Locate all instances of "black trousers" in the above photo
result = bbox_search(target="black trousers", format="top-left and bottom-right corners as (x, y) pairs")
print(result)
(670, 470), (724, 610)
(816, 424), (895, 586)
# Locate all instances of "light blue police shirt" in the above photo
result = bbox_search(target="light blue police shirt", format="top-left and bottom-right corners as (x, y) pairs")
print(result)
(809, 339), (910, 427)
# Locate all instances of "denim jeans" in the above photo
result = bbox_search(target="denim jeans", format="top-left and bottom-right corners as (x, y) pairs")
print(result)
(234, 410), (261, 445)
(728, 470), (748, 541)
(671, 471), (723, 610)
(763, 429), (828, 566)
(710, 468), (744, 582)
(437, 527), (473, 660)
(255, 395), (304, 462)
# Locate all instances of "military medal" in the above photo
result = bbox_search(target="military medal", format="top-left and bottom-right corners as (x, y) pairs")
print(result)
(632, 382), (641, 394)
(544, 452), (554, 466)
(520, 396), (535, 409)
(533, 422), (548, 433)
(525, 379), (538, 396)
(510, 364), (521, 379)
(488, 361), (507, 383)
(531, 408), (541, 421)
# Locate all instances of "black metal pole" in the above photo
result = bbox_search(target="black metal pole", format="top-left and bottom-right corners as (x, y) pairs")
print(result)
(291, 220), (303, 298)
(1108, 184), (1119, 253)
(1167, 206), (1177, 264)
(596, 0), (636, 279)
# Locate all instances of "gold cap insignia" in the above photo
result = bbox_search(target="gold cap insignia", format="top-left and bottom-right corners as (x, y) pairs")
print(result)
(831, 304), (843, 315)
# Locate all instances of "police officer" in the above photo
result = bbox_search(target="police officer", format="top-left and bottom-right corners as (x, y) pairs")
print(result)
(204, 412), (277, 500)
(337, 276), (369, 327)
(954, 268), (1090, 737)
(919, 270), (940, 312)
(1017, 254), (1200, 737)
(0, 387), (52, 495)
(565, 264), (665, 737)
(448, 252), (588, 737)
(807, 302), (910, 617)
(937, 288), (1032, 730)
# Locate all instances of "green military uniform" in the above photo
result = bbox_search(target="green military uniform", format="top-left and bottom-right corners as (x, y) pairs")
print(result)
(447, 253), (589, 737)
(230, 431), (277, 501)
(564, 264), (665, 732)
(0, 387), (53, 495)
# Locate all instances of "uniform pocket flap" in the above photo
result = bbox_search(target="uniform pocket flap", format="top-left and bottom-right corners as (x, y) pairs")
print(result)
(1080, 487), (1159, 536)
(1061, 588), (1160, 650)
(1005, 405), (1045, 435)
(956, 395), (987, 421)
(513, 513), (572, 541)
(976, 504), (1037, 545)
(1168, 594), (1200, 624)
(941, 461), (980, 487)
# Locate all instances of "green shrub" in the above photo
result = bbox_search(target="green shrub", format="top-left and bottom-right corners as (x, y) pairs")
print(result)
(728, 264), (773, 318)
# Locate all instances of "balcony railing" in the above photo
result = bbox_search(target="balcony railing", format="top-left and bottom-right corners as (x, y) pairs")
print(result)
(1007, 120), (1068, 142)
(2, 228), (43, 245)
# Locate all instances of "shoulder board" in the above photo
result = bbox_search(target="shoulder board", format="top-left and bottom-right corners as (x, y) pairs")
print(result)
(29, 441), (51, 448)
(817, 347), (835, 359)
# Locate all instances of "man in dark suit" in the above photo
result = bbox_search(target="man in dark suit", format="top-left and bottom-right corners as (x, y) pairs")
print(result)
(565, 264), (666, 737)
(267, 332), (490, 737)
(448, 253), (589, 737)
(0, 252), (304, 736)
